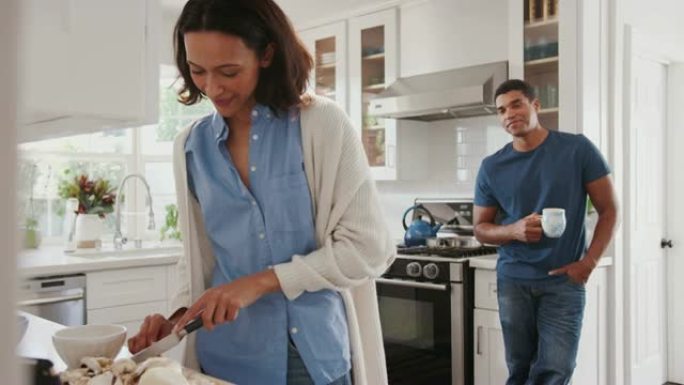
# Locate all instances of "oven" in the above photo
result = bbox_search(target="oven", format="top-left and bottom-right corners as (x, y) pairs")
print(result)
(378, 198), (497, 385)
(377, 256), (473, 385)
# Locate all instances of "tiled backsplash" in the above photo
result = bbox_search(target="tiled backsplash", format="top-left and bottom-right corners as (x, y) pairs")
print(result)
(377, 116), (509, 240)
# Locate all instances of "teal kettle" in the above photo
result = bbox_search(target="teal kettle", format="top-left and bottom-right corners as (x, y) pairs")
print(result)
(402, 204), (441, 247)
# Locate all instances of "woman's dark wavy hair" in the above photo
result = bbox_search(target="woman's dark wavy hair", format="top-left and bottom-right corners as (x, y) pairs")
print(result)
(173, 0), (313, 112)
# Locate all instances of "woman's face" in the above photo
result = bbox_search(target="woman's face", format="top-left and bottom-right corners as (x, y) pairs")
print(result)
(184, 31), (273, 118)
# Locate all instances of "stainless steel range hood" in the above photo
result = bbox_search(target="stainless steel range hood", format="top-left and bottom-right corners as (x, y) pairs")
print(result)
(368, 61), (508, 121)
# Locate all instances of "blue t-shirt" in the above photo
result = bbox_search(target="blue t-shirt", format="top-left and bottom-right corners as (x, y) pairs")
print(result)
(474, 130), (610, 284)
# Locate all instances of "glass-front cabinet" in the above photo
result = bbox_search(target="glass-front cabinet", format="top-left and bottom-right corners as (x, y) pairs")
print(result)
(300, 8), (398, 180)
(523, 0), (559, 131)
(299, 21), (347, 112)
(349, 8), (398, 180)
(510, 0), (607, 153)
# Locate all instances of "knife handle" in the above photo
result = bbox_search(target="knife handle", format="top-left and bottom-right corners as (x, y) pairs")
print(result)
(183, 317), (204, 334)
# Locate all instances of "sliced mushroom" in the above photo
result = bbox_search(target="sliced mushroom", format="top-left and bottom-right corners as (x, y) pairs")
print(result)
(88, 371), (114, 385)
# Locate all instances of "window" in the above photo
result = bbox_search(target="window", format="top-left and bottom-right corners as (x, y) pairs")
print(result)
(18, 65), (213, 245)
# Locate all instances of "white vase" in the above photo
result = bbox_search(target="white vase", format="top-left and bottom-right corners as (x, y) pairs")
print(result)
(75, 214), (103, 249)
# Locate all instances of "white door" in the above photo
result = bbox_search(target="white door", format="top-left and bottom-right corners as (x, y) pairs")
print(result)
(624, 28), (668, 385)
(666, 63), (684, 384)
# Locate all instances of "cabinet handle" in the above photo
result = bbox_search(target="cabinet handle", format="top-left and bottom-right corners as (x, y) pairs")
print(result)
(476, 326), (483, 355)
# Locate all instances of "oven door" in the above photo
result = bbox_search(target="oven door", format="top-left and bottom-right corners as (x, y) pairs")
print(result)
(376, 277), (453, 385)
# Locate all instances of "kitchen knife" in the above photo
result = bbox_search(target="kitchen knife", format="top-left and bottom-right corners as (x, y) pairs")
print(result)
(131, 317), (203, 364)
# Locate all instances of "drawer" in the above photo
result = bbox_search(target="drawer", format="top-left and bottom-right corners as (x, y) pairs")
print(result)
(88, 300), (167, 339)
(87, 266), (167, 309)
(475, 269), (499, 310)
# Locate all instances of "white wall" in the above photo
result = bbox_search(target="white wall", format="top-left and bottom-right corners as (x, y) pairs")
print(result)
(379, 116), (509, 240)
(1, 0), (21, 383)
(161, 7), (181, 66)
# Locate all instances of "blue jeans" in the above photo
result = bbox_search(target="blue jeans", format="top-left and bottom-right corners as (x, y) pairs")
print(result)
(287, 338), (352, 385)
(497, 279), (586, 385)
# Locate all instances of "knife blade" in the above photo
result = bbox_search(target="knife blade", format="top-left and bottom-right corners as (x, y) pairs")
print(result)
(131, 317), (203, 364)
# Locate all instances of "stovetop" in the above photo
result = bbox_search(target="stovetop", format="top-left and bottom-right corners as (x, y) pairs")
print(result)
(396, 244), (498, 258)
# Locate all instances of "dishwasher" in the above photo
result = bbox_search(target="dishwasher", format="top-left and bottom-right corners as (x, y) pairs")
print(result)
(18, 274), (86, 326)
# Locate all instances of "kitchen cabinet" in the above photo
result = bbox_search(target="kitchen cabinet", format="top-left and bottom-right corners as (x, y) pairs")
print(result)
(301, 8), (398, 180)
(473, 265), (609, 385)
(473, 308), (509, 385)
(508, 0), (609, 155)
(349, 9), (398, 180)
(86, 265), (171, 339)
(17, 0), (160, 143)
(299, 21), (348, 112)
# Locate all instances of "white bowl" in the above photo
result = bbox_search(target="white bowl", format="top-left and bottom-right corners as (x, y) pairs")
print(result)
(52, 324), (127, 369)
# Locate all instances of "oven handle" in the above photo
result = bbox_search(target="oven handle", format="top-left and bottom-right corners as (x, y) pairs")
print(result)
(375, 278), (449, 291)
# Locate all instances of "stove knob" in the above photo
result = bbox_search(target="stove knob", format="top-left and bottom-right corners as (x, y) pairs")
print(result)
(423, 263), (440, 280)
(406, 262), (422, 278)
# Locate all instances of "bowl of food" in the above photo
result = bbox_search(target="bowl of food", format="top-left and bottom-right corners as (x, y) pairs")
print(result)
(52, 324), (126, 369)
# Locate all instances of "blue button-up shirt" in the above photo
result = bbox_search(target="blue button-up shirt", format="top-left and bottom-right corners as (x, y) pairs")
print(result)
(184, 105), (350, 385)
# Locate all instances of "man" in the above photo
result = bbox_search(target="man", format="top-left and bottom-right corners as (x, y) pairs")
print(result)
(473, 79), (618, 385)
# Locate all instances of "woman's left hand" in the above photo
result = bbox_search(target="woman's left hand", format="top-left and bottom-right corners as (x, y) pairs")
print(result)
(174, 269), (281, 332)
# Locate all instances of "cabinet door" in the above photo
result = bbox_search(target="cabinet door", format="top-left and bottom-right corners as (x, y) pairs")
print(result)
(17, 0), (159, 141)
(69, 0), (153, 121)
(474, 309), (509, 385)
(510, 0), (607, 148)
(18, 0), (72, 123)
(349, 8), (398, 180)
(572, 268), (608, 385)
(299, 21), (347, 112)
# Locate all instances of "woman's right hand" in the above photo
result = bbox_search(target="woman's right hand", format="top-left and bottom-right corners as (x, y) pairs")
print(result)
(127, 314), (175, 354)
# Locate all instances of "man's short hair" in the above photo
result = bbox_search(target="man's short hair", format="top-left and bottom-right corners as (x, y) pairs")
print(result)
(494, 79), (536, 101)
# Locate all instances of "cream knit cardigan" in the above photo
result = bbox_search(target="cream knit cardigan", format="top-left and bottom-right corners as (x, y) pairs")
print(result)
(172, 94), (395, 385)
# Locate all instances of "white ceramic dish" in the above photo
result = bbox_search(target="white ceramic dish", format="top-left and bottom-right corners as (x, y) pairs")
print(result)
(52, 324), (127, 369)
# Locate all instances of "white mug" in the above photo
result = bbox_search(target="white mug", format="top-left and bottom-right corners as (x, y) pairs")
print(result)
(542, 208), (566, 238)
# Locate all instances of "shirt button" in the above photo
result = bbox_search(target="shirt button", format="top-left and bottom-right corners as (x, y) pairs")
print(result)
(250, 166), (257, 172)
(252, 134), (259, 140)
(259, 233), (265, 240)
(252, 110), (258, 117)
(251, 200), (257, 206)
(291, 327), (298, 334)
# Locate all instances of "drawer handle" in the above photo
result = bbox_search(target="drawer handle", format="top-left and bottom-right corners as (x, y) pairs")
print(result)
(476, 326), (483, 355)
(18, 293), (84, 307)
(102, 277), (152, 286)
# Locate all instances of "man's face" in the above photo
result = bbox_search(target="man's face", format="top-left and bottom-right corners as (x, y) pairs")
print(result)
(495, 90), (541, 137)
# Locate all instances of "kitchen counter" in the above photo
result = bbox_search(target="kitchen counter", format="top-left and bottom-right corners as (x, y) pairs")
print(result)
(468, 253), (614, 270)
(18, 244), (182, 278)
(17, 313), (232, 384)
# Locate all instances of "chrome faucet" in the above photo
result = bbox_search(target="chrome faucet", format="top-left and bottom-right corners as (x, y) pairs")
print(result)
(113, 174), (155, 249)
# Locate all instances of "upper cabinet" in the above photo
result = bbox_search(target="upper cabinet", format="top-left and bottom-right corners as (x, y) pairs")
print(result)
(299, 21), (348, 112)
(349, 9), (398, 180)
(301, 8), (398, 180)
(17, 0), (160, 143)
(509, 0), (609, 154)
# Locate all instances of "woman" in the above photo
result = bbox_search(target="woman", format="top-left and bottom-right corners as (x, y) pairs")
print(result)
(127, 0), (395, 384)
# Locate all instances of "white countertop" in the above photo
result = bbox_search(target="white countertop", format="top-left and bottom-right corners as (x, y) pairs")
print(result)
(16, 313), (232, 384)
(17, 312), (127, 373)
(18, 244), (182, 278)
(468, 253), (614, 270)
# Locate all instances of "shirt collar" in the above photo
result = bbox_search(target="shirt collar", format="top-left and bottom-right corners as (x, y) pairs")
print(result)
(210, 104), (274, 143)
